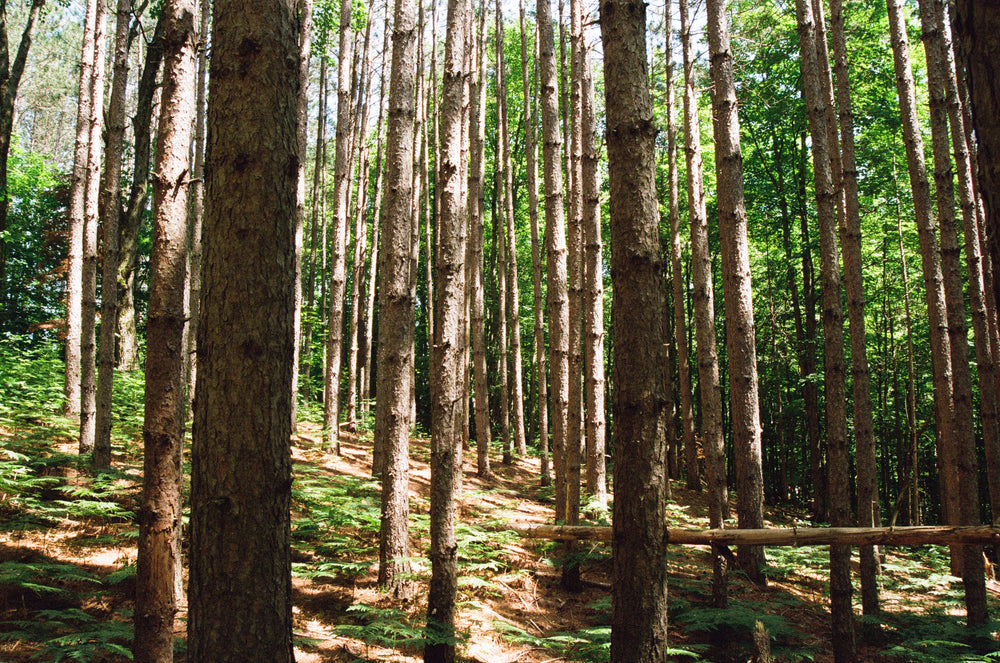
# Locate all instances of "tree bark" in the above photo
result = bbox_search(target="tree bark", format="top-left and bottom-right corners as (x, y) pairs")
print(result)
(537, 0), (569, 524)
(599, 0), (670, 659)
(706, 0), (766, 585)
(187, 1), (299, 659)
(79, 0), (107, 457)
(134, 0), (195, 658)
(65, 0), (99, 419)
(375, 0), (418, 598)
(425, 0), (470, 656)
(795, 0), (855, 656)
(324, 0), (356, 451)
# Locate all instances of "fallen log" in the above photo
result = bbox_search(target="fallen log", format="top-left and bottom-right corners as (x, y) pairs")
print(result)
(509, 524), (1000, 547)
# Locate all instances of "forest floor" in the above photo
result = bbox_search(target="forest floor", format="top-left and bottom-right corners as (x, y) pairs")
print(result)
(3, 404), (1000, 662)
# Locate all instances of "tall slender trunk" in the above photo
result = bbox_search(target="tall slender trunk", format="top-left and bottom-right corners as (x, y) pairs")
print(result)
(916, 0), (987, 625)
(599, 0), (670, 658)
(581, 41), (606, 507)
(304, 57), (327, 402)
(795, 0), (855, 655)
(886, 0), (956, 565)
(667, 0), (694, 501)
(521, 0), (548, 486)
(537, 0), (569, 524)
(94, 0), (131, 469)
(827, 0), (880, 617)
(65, 0), (99, 419)
(706, 0), (766, 585)
(79, 0), (107, 456)
(376, 0), (417, 598)
(134, 0), (195, 657)
(469, 3), (491, 479)
(324, 0), (356, 451)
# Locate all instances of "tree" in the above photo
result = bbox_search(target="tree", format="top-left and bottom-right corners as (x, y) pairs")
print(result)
(706, 0), (766, 585)
(794, 0), (855, 655)
(0, 0), (44, 311)
(425, 0), (470, 656)
(376, 0), (418, 598)
(599, 0), (670, 660)
(133, 0), (195, 658)
(538, 0), (569, 525)
(187, 2), (300, 659)
(323, 0), (356, 451)
(93, 0), (132, 470)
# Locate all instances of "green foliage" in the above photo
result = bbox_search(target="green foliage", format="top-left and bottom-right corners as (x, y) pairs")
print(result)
(2, 607), (134, 662)
(334, 604), (425, 652)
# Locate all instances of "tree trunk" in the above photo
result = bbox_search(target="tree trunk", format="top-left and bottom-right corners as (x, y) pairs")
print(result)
(538, 0), (569, 525)
(521, 0), (548, 486)
(93, 0), (130, 470)
(187, 2), (299, 659)
(795, 0), (855, 656)
(424, 0), (470, 656)
(706, 0), (766, 584)
(469, 3), (491, 479)
(599, 0), (670, 658)
(375, 0), (417, 598)
(581, 41), (606, 508)
(117, 14), (164, 373)
(65, 0), (99, 419)
(133, 0), (195, 658)
(886, 0), (957, 570)
(79, 0), (107, 457)
(324, 0), (356, 451)
(666, 0), (694, 502)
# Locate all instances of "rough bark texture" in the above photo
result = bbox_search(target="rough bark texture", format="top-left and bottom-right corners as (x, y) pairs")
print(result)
(795, 0), (855, 656)
(79, 0), (107, 457)
(581, 42), (606, 508)
(918, 0), (987, 626)
(828, 0), (880, 618)
(290, 0), (311, 432)
(323, 0), (356, 450)
(133, 1), (195, 659)
(469, 3), (491, 480)
(538, 0), (569, 524)
(521, 0), (548, 487)
(706, 0), (766, 584)
(65, 0), (98, 418)
(375, 0), (417, 598)
(187, 1), (300, 659)
(887, 0), (956, 562)
(425, 0), (470, 657)
(599, 0), (669, 660)
(93, 0), (131, 471)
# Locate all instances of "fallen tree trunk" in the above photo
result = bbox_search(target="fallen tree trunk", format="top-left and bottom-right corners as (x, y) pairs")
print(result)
(509, 524), (1000, 547)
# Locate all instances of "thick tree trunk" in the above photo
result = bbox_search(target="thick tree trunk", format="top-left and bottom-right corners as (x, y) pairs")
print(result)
(424, 0), (470, 657)
(375, 0), (417, 598)
(187, 2), (300, 659)
(600, 0), (670, 659)
(537, 0), (569, 523)
(795, 0), (855, 656)
(133, 0), (195, 658)
(706, 0), (766, 585)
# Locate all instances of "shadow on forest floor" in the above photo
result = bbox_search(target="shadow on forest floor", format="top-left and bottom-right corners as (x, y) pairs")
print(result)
(2, 408), (1000, 662)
